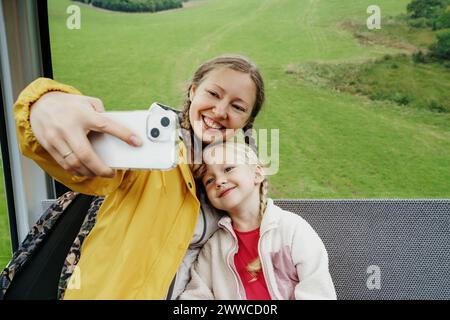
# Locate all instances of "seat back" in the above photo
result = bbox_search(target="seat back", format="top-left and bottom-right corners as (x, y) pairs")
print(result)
(274, 199), (450, 300)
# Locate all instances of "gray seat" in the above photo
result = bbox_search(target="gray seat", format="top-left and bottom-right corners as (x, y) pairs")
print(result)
(274, 199), (450, 300)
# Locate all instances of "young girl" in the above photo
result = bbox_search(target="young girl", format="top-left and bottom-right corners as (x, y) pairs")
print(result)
(179, 142), (337, 300)
(4, 55), (265, 299)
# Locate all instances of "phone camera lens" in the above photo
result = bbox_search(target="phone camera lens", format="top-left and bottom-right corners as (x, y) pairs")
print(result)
(161, 117), (170, 127)
(151, 128), (160, 138)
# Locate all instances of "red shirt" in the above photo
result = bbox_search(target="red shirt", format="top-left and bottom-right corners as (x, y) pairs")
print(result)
(233, 226), (271, 300)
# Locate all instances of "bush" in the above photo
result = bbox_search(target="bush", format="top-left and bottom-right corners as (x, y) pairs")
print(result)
(435, 28), (450, 59)
(408, 16), (431, 28)
(77, 0), (184, 13)
(428, 100), (447, 112)
(369, 89), (388, 101)
(407, 0), (447, 19)
(412, 50), (427, 63)
(433, 8), (450, 29)
(393, 93), (411, 105)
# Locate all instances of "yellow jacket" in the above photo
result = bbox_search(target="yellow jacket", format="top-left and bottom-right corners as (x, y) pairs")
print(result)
(13, 78), (200, 299)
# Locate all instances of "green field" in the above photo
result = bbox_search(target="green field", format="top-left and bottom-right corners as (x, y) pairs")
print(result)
(48, 0), (449, 198)
(1, 0), (450, 269)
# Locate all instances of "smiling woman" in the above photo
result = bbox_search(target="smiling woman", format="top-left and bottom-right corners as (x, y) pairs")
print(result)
(1, 54), (267, 300)
(188, 68), (257, 144)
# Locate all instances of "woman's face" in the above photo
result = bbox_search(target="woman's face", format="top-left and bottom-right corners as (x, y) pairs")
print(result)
(189, 67), (257, 144)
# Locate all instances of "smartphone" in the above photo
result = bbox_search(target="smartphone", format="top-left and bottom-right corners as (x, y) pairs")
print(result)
(88, 102), (179, 170)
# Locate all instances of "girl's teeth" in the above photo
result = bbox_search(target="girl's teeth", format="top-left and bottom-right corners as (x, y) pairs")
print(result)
(204, 116), (222, 129)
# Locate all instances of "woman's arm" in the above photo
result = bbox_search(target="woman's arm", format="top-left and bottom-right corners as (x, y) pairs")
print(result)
(14, 78), (141, 195)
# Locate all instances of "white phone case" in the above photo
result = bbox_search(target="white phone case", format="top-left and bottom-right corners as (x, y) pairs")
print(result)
(89, 103), (179, 170)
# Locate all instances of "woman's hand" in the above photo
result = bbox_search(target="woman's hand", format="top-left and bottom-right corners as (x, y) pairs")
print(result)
(30, 91), (141, 177)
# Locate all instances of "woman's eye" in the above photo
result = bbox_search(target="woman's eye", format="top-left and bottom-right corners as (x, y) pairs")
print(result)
(232, 104), (245, 112)
(225, 167), (234, 173)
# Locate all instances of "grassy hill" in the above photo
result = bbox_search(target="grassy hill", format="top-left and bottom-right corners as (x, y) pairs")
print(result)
(1, 0), (449, 268)
(47, 0), (449, 198)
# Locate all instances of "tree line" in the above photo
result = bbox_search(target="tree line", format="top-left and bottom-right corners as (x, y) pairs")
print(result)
(73, 0), (187, 13)
(407, 0), (450, 60)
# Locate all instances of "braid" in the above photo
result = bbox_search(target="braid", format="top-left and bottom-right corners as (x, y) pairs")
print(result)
(180, 94), (191, 132)
(259, 178), (268, 220)
(247, 177), (268, 282)
(180, 96), (204, 176)
(243, 120), (258, 155)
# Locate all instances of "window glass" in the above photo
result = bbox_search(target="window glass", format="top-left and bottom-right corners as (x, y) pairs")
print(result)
(48, 0), (450, 199)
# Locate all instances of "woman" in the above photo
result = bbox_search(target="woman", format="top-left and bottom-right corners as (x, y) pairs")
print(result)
(1, 55), (265, 299)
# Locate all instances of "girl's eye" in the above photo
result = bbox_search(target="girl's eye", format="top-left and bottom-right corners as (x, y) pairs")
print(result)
(225, 167), (234, 173)
(207, 90), (219, 98)
(204, 177), (214, 186)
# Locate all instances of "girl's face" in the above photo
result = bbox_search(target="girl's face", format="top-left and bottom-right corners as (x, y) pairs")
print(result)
(202, 146), (264, 212)
(189, 67), (257, 144)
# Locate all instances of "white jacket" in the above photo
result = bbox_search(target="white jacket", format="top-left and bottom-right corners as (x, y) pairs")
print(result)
(166, 188), (222, 299)
(179, 199), (337, 300)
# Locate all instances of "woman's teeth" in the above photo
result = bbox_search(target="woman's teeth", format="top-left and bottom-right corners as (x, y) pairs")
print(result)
(203, 116), (223, 129)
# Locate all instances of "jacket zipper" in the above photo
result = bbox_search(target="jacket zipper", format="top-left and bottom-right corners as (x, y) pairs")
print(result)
(222, 224), (246, 299)
(258, 228), (279, 300)
(228, 243), (246, 299)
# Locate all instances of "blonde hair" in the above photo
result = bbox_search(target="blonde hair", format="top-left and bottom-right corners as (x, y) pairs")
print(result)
(196, 142), (269, 282)
(179, 55), (265, 174)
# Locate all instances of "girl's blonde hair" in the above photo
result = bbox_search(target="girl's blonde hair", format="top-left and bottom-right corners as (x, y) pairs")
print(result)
(196, 142), (269, 282)
(179, 55), (265, 174)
